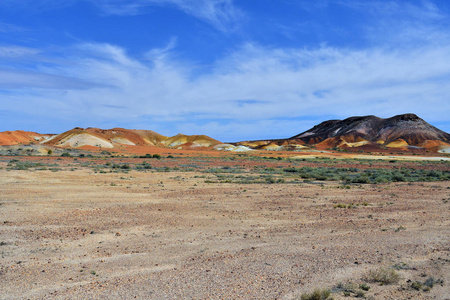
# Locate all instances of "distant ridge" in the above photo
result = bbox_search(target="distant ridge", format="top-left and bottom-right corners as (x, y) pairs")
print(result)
(237, 114), (450, 152)
(0, 114), (449, 154)
(290, 113), (450, 145)
(41, 127), (221, 150)
(0, 130), (51, 146)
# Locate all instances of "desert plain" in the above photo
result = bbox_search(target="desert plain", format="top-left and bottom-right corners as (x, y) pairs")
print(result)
(0, 153), (449, 299)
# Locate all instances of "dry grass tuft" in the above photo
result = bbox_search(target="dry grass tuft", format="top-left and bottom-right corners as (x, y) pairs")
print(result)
(364, 267), (400, 285)
(299, 288), (332, 300)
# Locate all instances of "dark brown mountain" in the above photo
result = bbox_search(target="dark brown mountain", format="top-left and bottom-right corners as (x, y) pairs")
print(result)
(237, 114), (450, 151)
(291, 113), (449, 144)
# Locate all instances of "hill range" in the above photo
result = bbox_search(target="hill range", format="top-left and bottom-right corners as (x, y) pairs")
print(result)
(0, 113), (449, 155)
(236, 113), (450, 153)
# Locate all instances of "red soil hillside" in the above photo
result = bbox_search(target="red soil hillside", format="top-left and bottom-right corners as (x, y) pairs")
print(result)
(41, 127), (221, 150)
(0, 131), (52, 146)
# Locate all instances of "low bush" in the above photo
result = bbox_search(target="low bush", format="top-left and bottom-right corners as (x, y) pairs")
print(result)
(299, 288), (332, 300)
(364, 267), (400, 285)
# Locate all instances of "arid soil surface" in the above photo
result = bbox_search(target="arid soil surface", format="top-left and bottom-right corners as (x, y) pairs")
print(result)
(0, 155), (449, 299)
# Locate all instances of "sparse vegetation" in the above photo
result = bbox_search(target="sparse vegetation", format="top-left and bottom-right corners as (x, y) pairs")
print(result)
(409, 277), (443, 292)
(6, 160), (60, 171)
(299, 288), (332, 300)
(392, 262), (413, 270)
(364, 267), (400, 285)
(355, 290), (365, 298)
(0, 149), (448, 299)
(394, 226), (406, 232)
(359, 283), (370, 291)
(410, 281), (423, 290)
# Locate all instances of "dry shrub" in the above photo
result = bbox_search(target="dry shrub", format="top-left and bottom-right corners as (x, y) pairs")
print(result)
(364, 267), (400, 285)
(299, 288), (332, 300)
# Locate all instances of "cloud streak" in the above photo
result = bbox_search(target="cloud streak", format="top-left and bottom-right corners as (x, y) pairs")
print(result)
(2, 37), (450, 140)
(0, 0), (242, 32)
(1, 0), (449, 140)
(89, 0), (242, 32)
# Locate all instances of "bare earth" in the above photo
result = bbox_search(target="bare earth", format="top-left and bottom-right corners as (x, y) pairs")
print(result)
(0, 158), (449, 299)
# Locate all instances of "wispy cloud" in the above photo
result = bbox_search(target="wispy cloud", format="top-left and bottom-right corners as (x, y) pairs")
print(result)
(0, 0), (76, 12)
(336, 0), (450, 45)
(0, 22), (27, 33)
(144, 37), (178, 62)
(0, 46), (40, 58)
(90, 0), (243, 31)
(1, 0), (450, 139)
(2, 36), (450, 139)
(337, 0), (444, 20)
(0, 69), (95, 89)
(0, 0), (243, 32)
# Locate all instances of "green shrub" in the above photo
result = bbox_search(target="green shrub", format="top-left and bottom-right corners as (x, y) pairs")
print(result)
(265, 176), (276, 184)
(359, 283), (370, 291)
(300, 288), (332, 300)
(411, 281), (422, 290)
(423, 277), (443, 288)
(136, 162), (152, 170)
(364, 267), (400, 285)
(355, 290), (365, 298)
(334, 203), (346, 209)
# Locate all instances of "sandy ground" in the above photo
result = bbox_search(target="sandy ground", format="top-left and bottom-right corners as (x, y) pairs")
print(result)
(0, 162), (449, 299)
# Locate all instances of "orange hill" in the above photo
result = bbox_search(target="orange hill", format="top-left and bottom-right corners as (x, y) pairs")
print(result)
(40, 127), (221, 150)
(1, 114), (449, 154)
(0, 130), (52, 146)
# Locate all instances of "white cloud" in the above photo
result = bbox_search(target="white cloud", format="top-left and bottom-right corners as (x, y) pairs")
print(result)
(0, 0), (242, 32)
(0, 69), (94, 89)
(337, 0), (449, 45)
(2, 37), (450, 140)
(0, 0), (76, 12)
(90, 0), (243, 31)
(144, 37), (178, 62)
(0, 22), (27, 33)
(1, 0), (450, 139)
(0, 46), (40, 57)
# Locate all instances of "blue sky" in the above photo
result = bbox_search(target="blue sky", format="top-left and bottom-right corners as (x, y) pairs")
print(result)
(1, 0), (450, 141)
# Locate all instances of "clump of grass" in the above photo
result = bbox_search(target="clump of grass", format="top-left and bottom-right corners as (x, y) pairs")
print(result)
(410, 281), (423, 290)
(423, 276), (443, 288)
(355, 290), (365, 298)
(392, 262), (413, 270)
(410, 277), (444, 292)
(333, 203), (346, 209)
(364, 267), (400, 285)
(299, 288), (332, 300)
(334, 282), (364, 297)
(394, 226), (406, 232)
(359, 283), (370, 291)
